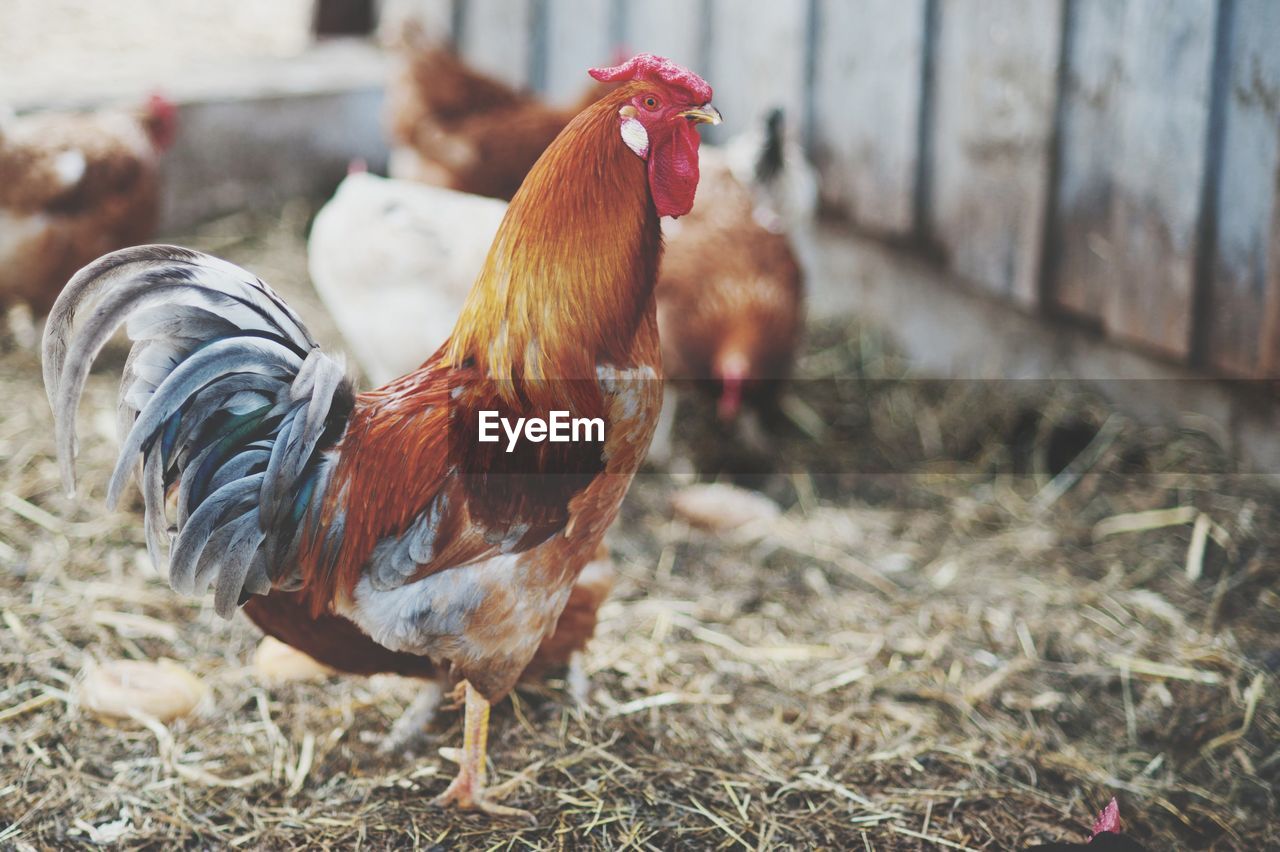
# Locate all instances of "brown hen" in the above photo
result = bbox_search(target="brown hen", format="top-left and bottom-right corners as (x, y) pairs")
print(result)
(657, 151), (804, 424)
(0, 95), (175, 315)
(386, 39), (608, 200)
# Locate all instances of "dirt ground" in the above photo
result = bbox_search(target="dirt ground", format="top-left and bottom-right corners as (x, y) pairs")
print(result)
(1, 204), (1277, 849)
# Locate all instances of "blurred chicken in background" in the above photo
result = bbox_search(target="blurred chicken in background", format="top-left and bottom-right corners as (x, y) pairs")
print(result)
(715, 107), (819, 237)
(309, 169), (506, 383)
(656, 145), (804, 440)
(0, 95), (176, 320)
(385, 29), (609, 199)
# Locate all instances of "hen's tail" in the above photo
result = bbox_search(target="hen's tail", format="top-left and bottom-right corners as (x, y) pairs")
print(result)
(42, 245), (354, 617)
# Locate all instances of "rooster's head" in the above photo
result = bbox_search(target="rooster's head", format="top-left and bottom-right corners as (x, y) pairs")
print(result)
(590, 53), (720, 218)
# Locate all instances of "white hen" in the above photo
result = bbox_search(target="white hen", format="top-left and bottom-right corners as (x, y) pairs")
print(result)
(307, 172), (506, 383)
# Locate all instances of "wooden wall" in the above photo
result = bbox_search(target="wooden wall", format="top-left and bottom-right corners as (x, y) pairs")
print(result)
(421, 0), (1280, 378)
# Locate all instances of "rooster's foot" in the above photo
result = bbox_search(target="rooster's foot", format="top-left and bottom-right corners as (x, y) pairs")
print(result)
(432, 764), (534, 822)
(432, 681), (535, 823)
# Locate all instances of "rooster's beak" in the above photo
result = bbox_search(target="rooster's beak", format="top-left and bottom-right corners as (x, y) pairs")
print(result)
(679, 104), (722, 126)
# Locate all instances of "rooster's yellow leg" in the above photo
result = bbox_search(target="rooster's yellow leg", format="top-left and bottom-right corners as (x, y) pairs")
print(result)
(432, 681), (535, 823)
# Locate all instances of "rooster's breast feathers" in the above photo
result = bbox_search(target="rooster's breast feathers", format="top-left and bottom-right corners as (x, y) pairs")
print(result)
(303, 354), (660, 614)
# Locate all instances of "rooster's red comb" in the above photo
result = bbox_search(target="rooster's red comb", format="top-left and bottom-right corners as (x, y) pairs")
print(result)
(588, 53), (712, 103)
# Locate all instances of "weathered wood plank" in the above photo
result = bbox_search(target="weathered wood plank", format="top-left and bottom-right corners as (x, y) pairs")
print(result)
(1046, 0), (1126, 325)
(812, 0), (926, 234)
(1205, 0), (1280, 376)
(705, 0), (809, 138)
(622, 0), (703, 70)
(1102, 0), (1219, 359)
(1262, 162), (1280, 375)
(543, 0), (615, 105)
(456, 0), (535, 88)
(927, 0), (1063, 306)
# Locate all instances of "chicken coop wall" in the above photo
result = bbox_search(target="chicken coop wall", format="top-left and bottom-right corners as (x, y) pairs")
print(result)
(17, 3), (1275, 380)
(424, 0), (1280, 381)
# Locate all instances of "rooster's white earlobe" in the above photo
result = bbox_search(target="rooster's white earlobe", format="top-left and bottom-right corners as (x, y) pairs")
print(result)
(618, 106), (649, 159)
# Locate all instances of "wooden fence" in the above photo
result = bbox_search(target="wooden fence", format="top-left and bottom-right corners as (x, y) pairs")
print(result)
(397, 0), (1280, 378)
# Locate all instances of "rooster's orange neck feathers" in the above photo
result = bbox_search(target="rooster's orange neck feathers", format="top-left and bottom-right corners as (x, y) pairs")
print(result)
(444, 86), (663, 387)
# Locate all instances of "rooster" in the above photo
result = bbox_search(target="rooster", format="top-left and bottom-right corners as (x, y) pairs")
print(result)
(0, 94), (177, 317)
(44, 54), (718, 820)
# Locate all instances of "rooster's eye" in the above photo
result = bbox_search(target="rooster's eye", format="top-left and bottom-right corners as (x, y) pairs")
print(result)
(642, 96), (659, 110)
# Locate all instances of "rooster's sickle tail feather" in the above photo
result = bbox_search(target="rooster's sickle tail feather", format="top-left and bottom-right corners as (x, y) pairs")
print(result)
(42, 246), (354, 617)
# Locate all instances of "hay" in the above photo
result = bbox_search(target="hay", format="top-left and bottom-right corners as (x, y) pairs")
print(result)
(1, 204), (1276, 849)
